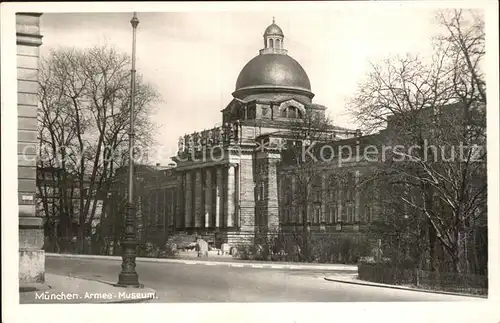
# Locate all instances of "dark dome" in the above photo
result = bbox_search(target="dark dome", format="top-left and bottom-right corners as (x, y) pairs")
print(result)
(235, 54), (312, 94)
(264, 23), (284, 36)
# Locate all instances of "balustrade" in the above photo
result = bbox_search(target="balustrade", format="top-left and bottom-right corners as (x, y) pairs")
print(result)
(177, 121), (240, 156)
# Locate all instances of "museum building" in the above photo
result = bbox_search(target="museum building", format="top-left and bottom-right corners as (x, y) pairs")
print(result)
(137, 20), (373, 247)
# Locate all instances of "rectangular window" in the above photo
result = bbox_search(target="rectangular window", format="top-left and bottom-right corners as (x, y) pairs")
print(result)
(364, 204), (372, 224)
(328, 189), (335, 202)
(347, 203), (355, 223)
(314, 205), (321, 223)
(314, 188), (321, 202)
(341, 203), (348, 222)
(298, 206), (304, 224)
(346, 173), (355, 201)
(327, 204), (336, 223)
(150, 192), (156, 227)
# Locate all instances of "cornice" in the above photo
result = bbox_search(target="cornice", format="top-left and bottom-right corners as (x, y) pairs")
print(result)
(16, 33), (43, 47)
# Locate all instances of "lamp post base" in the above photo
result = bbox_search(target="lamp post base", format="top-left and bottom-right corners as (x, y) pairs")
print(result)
(117, 204), (141, 287)
(116, 272), (143, 288)
(114, 282), (143, 289)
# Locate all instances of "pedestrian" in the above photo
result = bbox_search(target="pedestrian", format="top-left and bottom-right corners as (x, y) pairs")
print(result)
(221, 243), (231, 255)
(196, 238), (208, 258)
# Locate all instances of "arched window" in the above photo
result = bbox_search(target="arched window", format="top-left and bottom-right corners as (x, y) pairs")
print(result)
(269, 38), (274, 48)
(281, 106), (304, 118)
(276, 39), (281, 49)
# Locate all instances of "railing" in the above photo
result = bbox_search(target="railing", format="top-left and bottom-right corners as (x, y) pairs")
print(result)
(177, 122), (240, 155)
(358, 262), (488, 295)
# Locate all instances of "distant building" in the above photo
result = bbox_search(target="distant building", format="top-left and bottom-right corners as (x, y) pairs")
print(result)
(105, 164), (179, 245)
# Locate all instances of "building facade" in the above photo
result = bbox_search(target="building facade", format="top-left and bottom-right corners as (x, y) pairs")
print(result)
(17, 13), (45, 283)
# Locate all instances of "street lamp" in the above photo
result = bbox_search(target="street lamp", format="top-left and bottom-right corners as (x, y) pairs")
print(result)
(116, 12), (141, 288)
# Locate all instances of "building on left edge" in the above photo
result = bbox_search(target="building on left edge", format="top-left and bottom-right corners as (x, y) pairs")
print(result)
(17, 12), (45, 284)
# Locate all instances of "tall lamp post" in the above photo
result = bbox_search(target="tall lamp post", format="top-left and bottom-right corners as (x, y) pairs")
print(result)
(117, 12), (141, 288)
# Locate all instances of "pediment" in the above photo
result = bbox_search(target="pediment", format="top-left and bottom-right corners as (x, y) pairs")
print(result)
(222, 98), (246, 113)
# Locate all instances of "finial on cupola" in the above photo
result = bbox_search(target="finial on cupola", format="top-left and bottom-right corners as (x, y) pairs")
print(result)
(273, 16), (275, 24)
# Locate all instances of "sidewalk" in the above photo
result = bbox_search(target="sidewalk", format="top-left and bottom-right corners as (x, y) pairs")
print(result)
(20, 273), (157, 304)
(324, 274), (487, 298)
(46, 252), (357, 272)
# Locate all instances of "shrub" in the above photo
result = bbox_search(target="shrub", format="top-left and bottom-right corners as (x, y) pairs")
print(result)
(160, 242), (179, 258)
(233, 239), (254, 260)
(308, 234), (373, 264)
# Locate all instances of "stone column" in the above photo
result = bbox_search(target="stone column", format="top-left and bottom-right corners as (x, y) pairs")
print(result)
(204, 168), (213, 228)
(215, 167), (223, 228)
(235, 164), (240, 228)
(17, 13), (44, 285)
(194, 169), (203, 228)
(175, 173), (183, 229)
(185, 171), (193, 228)
(226, 164), (236, 227)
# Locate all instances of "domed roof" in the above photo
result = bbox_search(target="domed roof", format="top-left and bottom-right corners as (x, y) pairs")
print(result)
(235, 54), (312, 93)
(264, 23), (284, 36)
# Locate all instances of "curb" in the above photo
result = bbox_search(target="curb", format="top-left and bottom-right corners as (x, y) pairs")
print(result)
(46, 253), (357, 271)
(19, 284), (52, 293)
(323, 277), (487, 298)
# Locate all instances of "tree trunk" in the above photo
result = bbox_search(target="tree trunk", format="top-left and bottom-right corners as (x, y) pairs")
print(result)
(428, 218), (438, 272)
(302, 188), (309, 262)
(452, 248), (462, 274)
(457, 229), (468, 274)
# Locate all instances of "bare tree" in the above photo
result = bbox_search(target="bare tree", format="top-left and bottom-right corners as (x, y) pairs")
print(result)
(347, 9), (486, 274)
(277, 107), (357, 260)
(37, 45), (160, 253)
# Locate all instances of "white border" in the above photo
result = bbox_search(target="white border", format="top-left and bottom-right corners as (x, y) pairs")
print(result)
(1, 1), (499, 323)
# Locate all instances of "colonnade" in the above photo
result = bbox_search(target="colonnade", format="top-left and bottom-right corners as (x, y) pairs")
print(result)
(177, 164), (238, 230)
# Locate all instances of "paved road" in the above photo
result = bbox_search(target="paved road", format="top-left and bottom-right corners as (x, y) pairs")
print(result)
(46, 256), (479, 302)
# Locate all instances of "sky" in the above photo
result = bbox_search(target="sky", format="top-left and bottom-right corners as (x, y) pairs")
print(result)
(40, 8), (441, 165)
